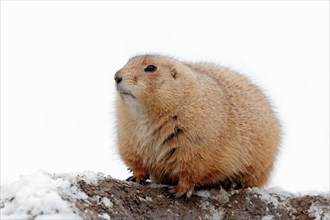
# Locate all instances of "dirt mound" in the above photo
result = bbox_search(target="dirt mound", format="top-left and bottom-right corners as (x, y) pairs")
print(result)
(76, 177), (329, 220)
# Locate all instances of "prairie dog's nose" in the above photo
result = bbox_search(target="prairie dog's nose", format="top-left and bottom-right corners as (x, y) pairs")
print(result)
(115, 75), (122, 84)
(114, 71), (123, 84)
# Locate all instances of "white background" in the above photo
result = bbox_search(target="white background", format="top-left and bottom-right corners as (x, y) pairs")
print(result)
(1, 1), (329, 193)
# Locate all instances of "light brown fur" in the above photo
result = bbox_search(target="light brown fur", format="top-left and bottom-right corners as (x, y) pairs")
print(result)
(114, 55), (280, 197)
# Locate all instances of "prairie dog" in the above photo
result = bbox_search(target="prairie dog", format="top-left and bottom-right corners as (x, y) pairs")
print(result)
(114, 54), (280, 198)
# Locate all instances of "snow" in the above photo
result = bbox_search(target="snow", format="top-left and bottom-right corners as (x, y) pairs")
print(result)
(194, 190), (211, 198)
(98, 213), (111, 220)
(258, 191), (280, 209)
(199, 200), (224, 220)
(195, 189), (230, 204)
(308, 200), (330, 220)
(101, 197), (113, 208)
(261, 215), (274, 220)
(0, 170), (105, 219)
(145, 196), (153, 202)
(249, 187), (290, 211)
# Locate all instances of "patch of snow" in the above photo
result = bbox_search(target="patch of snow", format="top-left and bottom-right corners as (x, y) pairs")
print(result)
(79, 171), (105, 185)
(35, 213), (81, 220)
(136, 195), (153, 203)
(0, 170), (82, 219)
(195, 189), (229, 204)
(250, 187), (300, 215)
(102, 197), (113, 208)
(308, 200), (330, 220)
(194, 190), (211, 198)
(52, 175), (88, 202)
(1, 170), (106, 220)
(250, 188), (281, 208)
(199, 200), (224, 220)
(294, 190), (330, 197)
(261, 215), (274, 220)
(98, 213), (111, 220)
(260, 193), (280, 208)
(265, 187), (294, 197)
(145, 196), (153, 202)
(53, 170), (106, 185)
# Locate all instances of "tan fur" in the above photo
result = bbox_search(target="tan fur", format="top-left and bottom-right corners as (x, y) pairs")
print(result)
(114, 55), (281, 196)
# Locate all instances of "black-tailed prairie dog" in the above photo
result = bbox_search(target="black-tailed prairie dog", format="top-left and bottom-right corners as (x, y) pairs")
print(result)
(114, 54), (281, 198)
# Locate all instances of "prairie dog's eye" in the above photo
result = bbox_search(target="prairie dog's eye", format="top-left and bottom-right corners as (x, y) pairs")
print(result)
(144, 65), (157, 72)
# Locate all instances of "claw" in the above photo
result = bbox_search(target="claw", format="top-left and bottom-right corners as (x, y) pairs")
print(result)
(186, 189), (193, 198)
(136, 178), (147, 185)
(126, 176), (136, 182)
(126, 176), (147, 185)
(220, 179), (243, 191)
(167, 185), (194, 199)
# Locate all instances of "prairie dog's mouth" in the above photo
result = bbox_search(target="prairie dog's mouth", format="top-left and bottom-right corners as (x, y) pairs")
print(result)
(120, 91), (134, 98)
(120, 91), (131, 95)
(116, 85), (135, 98)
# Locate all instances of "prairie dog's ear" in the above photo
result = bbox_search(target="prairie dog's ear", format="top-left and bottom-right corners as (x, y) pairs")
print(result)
(170, 68), (177, 79)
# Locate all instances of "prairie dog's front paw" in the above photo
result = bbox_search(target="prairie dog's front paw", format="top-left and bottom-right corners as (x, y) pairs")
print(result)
(126, 175), (148, 185)
(126, 168), (149, 184)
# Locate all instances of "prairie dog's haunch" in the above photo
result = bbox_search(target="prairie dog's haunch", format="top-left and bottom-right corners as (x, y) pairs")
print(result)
(114, 55), (281, 198)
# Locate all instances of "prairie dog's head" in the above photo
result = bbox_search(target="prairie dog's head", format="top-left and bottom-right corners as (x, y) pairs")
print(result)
(114, 55), (197, 113)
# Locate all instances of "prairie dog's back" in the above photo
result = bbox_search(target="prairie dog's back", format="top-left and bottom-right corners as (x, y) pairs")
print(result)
(188, 61), (280, 140)
(189, 61), (280, 168)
